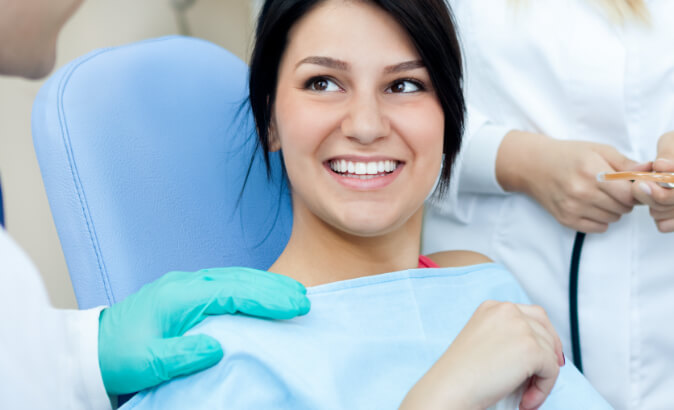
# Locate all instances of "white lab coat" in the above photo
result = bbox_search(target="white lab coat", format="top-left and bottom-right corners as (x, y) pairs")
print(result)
(0, 229), (111, 409)
(425, 1), (674, 409)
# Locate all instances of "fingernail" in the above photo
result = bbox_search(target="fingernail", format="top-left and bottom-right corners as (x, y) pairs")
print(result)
(656, 158), (674, 163)
(640, 182), (652, 196)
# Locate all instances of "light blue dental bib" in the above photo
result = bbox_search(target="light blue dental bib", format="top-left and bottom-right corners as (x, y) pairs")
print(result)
(123, 264), (611, 409)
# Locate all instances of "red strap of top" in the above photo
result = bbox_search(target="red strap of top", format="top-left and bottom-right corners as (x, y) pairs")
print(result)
(418, 255), (440, 268)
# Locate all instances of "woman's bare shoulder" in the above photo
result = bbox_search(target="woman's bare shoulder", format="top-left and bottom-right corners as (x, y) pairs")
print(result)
(425, 250), (493, 268)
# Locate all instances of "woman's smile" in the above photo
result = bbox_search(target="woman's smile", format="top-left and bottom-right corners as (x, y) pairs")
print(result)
(324, 157), (404, 190)
(269, 0), (444, 237)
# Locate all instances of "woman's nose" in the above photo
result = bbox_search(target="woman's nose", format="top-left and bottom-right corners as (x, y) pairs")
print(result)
(340, 93), (390, 144)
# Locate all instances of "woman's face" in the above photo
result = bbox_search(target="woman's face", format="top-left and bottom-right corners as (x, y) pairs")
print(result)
(273, 0), (444, 237)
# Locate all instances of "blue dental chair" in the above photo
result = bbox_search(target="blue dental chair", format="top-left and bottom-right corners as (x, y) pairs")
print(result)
(32, 36), (292, 309)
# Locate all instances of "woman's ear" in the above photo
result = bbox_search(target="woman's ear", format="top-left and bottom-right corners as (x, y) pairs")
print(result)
(269, 117), (282, 152)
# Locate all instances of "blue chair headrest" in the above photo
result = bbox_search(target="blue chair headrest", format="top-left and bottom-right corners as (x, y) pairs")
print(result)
(32, 36), (292, 308)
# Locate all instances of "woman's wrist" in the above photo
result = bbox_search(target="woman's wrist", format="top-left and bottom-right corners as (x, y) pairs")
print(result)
(399, 357), (481, 410)
(400, 381), (477, 410)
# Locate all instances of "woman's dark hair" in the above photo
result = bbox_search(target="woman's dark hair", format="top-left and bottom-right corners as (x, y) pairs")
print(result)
(249, 0), (464, 196)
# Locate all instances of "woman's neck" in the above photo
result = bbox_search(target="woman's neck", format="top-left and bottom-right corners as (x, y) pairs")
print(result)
(269, 208), (424, 287)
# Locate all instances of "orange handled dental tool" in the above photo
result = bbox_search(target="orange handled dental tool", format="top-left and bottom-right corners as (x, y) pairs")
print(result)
(597, 171), (674, 188)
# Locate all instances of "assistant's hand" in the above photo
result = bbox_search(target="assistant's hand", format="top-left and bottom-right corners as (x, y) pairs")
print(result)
(400, 301), (564, 410)
(98, 267), (310, 395)
(631, 132), (674, 233)
(496, 131), (650, 233)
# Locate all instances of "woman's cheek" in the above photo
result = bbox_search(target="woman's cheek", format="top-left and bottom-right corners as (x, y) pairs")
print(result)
(281, 99), (342, 143)
(395, 102), (444, 151)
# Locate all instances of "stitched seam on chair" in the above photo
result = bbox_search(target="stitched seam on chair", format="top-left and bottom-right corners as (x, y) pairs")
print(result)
(56, 48), (116, 305)
(53, 36), (224, 306)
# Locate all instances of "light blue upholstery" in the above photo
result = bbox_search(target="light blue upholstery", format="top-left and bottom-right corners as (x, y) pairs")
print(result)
(32, 36), (292, 309)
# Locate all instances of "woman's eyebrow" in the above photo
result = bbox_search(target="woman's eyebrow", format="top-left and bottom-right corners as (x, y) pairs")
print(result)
(296, 56), (349, 70)
(384, 60), (425, 74)
(295, 57), (425, 74)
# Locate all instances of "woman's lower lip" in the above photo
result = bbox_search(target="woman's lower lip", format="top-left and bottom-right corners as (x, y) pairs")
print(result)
(324, 163), (404, 190)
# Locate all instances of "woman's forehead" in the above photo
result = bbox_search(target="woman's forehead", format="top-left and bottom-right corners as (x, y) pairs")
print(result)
(282, 0), (421, 68)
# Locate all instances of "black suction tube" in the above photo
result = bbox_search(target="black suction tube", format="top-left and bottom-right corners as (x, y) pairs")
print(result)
(569, 231), (586, 373)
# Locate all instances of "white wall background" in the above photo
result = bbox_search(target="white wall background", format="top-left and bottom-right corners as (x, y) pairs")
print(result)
(0, 0), (258, 308)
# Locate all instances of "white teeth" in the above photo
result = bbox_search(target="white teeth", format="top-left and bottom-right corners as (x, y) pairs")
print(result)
(329, 159), (399, 175)
(366, 162), (378, 175)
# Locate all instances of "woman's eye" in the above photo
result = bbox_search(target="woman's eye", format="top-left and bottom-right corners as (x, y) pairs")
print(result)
(387, 80), (423, 94)
(307, 77), (341, 92)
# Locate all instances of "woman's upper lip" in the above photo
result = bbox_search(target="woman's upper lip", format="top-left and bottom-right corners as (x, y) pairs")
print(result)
(326, 155), (404, 162)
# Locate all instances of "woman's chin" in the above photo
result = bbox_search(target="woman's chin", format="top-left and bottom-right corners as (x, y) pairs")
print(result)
(335, 217), (406, 238)
(324, 202), (421, 238)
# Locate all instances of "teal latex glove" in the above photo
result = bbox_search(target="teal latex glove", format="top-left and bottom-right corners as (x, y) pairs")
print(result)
(98, 267), (310, 395)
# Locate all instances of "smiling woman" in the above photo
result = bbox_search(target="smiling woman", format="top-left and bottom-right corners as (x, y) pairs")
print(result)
(266, 0), (448, 272)
(121, 1), (611, 409)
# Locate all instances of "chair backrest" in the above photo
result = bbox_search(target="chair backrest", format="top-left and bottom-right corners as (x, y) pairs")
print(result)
(32, 36), (292, 309)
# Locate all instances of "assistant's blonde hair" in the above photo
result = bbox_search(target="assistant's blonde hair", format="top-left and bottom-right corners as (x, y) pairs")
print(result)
(596, 0), (649, 22)
(511, 0), (650, 23)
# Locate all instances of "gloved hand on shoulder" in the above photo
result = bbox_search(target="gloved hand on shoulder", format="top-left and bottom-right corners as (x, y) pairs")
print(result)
(98, 267), (310, 395)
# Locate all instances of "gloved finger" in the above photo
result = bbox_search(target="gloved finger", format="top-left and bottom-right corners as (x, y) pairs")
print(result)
(163, 271), (311, 335)
(156, 268), (304, 297)
(144, 335), (224, 389)
(203, 292), (311, 320)
(196, 267), (308, 294)
(185, 269), (311, 318)
(158, 268), (307, 299)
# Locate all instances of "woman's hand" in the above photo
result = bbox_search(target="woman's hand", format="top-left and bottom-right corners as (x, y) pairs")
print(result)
(495, 131), (650, 233)
(631, 132), (674, 232)
(399, 301), (564, 410)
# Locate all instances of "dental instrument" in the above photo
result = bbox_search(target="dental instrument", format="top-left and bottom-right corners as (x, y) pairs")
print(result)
(597, 171), (674, 188)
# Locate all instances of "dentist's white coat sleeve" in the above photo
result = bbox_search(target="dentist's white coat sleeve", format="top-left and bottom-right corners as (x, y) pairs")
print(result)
(0, 229), (111, 410)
